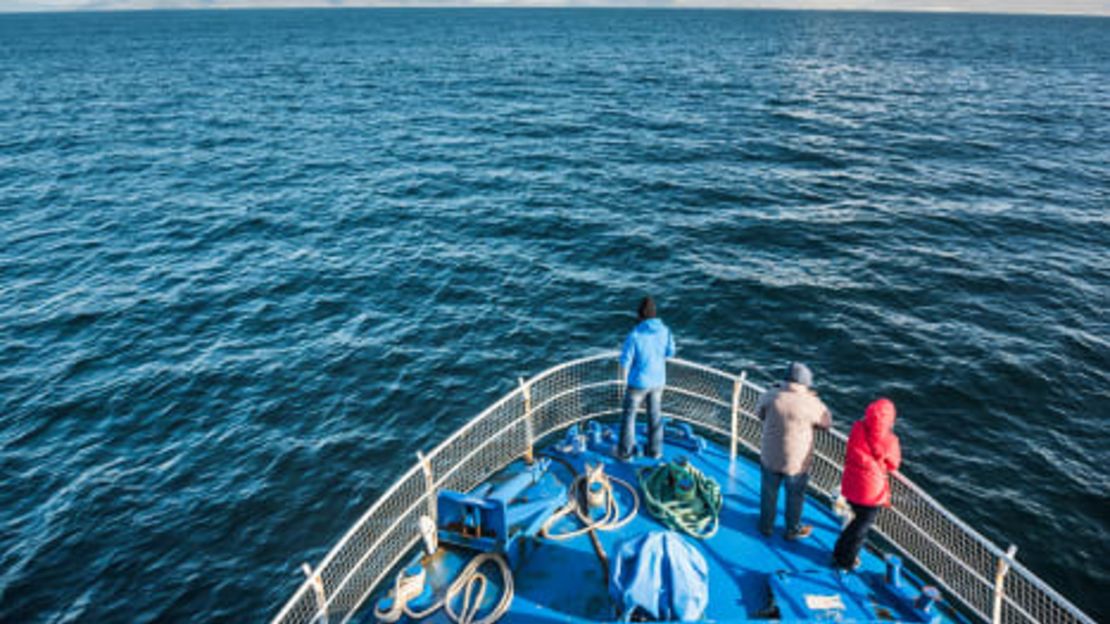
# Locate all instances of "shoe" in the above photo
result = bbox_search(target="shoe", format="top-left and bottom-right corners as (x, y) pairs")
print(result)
(832, 556), (861, 571)
(785, 525), (813, 541)
(614, 450), (634, 462)
(759, 528), (773, 538)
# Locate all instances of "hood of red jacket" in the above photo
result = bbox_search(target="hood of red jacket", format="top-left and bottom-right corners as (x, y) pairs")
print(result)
(864, 398), (896, 442)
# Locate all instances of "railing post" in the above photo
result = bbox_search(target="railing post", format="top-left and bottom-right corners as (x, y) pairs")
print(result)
(301, 562), (328, 624)
(417, 451), (436, 523)
(519, 377), (534, 464)
(730, 372), (746, 461)
(992, 544), (1018, 624)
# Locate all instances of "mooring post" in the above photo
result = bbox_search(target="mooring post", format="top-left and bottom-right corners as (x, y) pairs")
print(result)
(519, 377), (534, 464)
(992, 544), (1019, 624)
(301, 562), (328, 624)
(417, 451), (436, 523)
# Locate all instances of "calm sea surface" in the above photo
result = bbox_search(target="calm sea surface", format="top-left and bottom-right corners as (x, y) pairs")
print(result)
(0, 8), (1107, 622)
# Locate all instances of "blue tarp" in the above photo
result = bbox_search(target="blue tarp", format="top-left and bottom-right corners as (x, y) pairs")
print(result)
(609, 531), (709, 621)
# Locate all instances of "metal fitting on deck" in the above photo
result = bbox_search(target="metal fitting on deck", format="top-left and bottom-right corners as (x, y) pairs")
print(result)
(884, 554), (902, 588)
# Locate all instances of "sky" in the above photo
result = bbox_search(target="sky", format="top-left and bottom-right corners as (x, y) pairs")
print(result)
(0, 0), (1107, 14)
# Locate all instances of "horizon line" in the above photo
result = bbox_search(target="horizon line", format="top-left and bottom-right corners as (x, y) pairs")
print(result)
(1, 4), (1107, 18)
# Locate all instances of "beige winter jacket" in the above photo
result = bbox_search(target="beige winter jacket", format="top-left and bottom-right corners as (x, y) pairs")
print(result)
(756, 382), (833, 476)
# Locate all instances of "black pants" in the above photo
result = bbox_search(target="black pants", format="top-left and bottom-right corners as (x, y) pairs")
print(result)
(833, 502), (880, 568)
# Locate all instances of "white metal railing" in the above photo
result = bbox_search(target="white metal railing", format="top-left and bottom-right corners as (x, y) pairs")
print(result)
(270, 353), (1096, 624)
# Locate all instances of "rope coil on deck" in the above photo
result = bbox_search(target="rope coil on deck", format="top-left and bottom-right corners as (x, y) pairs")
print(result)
(638, 460), (722, 539)
(374, 553), (513, 624)
(540, 463), (639, 540)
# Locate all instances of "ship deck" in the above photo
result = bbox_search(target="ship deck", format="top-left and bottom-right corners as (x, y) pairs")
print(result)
(361, 420), (965, 623)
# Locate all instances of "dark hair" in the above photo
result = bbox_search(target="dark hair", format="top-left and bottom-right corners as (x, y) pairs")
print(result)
(637, 296), (657, 321)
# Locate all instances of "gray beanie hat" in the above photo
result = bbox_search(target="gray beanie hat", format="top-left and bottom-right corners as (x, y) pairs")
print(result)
(785, 362), (814, 387)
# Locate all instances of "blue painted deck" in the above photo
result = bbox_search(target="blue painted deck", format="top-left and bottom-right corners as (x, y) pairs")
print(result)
(364, 421), (965, 623)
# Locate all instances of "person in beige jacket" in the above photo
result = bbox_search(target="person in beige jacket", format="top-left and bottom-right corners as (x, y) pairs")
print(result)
(756, 362), (832, 539)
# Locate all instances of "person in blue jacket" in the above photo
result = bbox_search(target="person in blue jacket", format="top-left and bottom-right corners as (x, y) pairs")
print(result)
(617, 296), (676, 460)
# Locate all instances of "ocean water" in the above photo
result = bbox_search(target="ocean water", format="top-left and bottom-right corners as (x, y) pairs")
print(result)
(0, 8), (1107, 622)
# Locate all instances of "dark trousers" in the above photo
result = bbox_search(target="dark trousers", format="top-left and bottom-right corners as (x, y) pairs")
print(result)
(759, 466), (809, 535)
(833, 502), (881, 567)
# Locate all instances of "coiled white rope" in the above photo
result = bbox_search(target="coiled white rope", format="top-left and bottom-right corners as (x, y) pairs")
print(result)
(540, 463), (639, 540)
(374, 552), (513, 624)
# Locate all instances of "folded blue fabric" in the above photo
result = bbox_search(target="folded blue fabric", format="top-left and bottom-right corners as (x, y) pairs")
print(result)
(609, 530), (709, 621)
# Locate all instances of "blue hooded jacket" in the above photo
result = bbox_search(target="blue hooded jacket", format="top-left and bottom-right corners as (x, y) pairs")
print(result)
(620, 318), (676, 390)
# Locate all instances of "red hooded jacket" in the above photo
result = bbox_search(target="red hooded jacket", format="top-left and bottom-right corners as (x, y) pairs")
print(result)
(840, 398), (901, 507)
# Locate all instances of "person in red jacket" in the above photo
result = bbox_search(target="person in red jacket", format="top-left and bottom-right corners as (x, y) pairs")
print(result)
(832, 397), (901, 570)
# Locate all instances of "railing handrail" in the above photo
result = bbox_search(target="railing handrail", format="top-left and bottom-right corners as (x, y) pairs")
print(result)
(270, 354), (1095, 624)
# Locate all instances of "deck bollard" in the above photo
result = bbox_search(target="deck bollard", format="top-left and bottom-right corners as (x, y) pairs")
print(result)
(915, 586), (940, 613)
(884, 554), (902, 588)
(586, 420), (603, 446)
